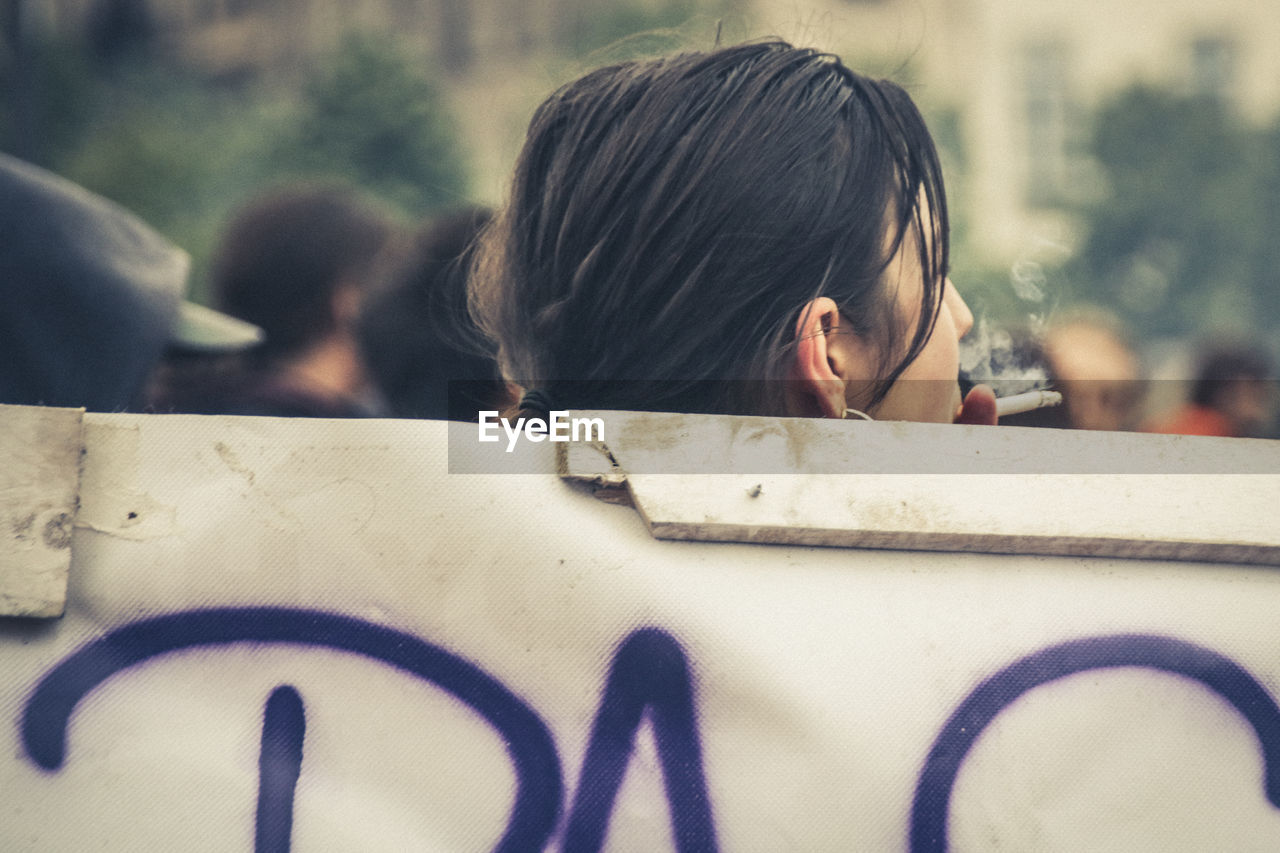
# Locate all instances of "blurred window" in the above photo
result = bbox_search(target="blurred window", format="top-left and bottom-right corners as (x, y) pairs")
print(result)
(1022, 39), (1083, 207)
(192, 1), (221, 23)
(1190, 36), (1236, 104)
(438, 0), (473, 72)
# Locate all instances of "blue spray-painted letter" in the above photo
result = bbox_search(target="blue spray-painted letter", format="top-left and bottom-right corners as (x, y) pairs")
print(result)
(22, 607), (562, 853)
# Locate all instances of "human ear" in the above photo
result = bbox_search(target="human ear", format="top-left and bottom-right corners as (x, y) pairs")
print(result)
(791, 297), (849, 419)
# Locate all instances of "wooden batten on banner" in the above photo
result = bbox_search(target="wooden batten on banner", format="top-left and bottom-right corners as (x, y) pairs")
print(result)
(559, 410), (1280, 564)
(0, 406), (85, 617)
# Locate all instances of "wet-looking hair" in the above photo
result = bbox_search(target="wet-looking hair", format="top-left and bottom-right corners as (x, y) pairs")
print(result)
(471, 39), (949, 415)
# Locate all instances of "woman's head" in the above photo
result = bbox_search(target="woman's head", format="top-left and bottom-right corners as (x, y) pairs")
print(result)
(472, 40), (970, 420)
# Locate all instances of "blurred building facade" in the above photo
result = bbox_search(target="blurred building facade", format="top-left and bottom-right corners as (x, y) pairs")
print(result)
(29, 0), (713, 199)
(749, 0), (1280, 268)
(26, 0), (1280, 270)
(38, 0), (620, 75)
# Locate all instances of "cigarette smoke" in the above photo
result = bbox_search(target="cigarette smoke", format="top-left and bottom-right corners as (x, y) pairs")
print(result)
(958, 255), (1061, 396)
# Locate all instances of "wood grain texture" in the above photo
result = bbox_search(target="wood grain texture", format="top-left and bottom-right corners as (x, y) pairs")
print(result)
(0, 405), (85, 617)
(560, 410), (1280, 564)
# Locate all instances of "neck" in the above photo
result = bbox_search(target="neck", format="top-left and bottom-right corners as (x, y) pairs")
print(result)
(278, 335), (366, 402)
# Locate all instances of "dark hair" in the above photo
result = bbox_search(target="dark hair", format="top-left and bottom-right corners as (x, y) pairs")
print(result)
(357, 206), (510, 420)
(471, 39), (949, 416)
(213, 185), (395, 361)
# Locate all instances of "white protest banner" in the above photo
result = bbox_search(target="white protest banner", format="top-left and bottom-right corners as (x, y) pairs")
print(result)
(4, 403), (1280, 851)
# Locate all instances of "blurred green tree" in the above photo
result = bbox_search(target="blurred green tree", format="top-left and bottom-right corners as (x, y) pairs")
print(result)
(279, 32), (469, 217)
(3, 30), (469, 301)
(1067, 85), (1274, 343)
(57, 68), (288, 302)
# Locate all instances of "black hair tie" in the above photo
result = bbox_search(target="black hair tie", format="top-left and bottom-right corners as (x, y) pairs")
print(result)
(519, 388), (556, 416)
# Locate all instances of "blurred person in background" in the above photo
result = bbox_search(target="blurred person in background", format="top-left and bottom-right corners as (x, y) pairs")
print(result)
(150, 184), (398, 417)
(1144, 341), (1276, 438)
(356, 206), (515, 421)
(1, 153), (261, 412)
(1042, 309), (1145, 431)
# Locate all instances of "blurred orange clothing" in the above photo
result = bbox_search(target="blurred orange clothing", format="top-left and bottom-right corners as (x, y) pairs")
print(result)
(1144, 404), (1235, 437)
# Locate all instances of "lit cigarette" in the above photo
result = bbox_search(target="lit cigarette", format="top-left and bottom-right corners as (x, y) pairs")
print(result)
(995, 389), (1063, 418)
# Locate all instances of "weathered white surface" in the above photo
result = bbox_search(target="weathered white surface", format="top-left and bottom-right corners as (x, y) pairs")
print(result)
(0, 405), (83, 617)
(561, 410), (1280, 563)
(2, 410), (1280, 851)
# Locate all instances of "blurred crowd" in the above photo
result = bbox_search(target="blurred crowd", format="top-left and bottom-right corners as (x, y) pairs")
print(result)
(3, 152), (513, 424)
(2, 148), (1275, 439)
(997, 308), (1277, 439)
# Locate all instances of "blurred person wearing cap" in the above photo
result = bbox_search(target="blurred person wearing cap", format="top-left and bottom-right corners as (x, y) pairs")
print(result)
(0, 153), (262, 412)
(149, 185), (398, 418)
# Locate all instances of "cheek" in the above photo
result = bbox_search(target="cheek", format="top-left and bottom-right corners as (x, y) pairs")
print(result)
(869, 310), (964, 423)
(902, 308), (961, 382)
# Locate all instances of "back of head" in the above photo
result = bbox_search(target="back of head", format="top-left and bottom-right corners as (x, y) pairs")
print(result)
(1044, 308), (1143, 431)
(1191, 342), (1273, 407)
(358, 206), (509, 420)
(0, 153), (187, 411)
(213, 185), (395, 362)
(471, 39), (948, 416)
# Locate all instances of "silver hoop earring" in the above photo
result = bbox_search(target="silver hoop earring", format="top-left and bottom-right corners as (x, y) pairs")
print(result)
(842, 408), (873, 421)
